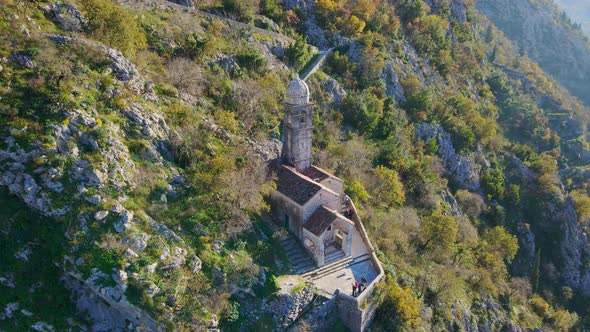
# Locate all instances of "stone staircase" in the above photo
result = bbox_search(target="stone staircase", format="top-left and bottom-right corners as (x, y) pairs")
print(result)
(279, 235), (317, 274)
(324, 245), (345, 265)
(301, 253), (372, 282)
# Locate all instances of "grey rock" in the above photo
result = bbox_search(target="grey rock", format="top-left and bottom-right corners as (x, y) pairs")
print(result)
(31, 322), (55, 332)
(212, 267), (226, 286)
(161, 247), (187, 270)
(114, 210), (133, 233)
(148, 219), (184, 243)
(145, 263), (157, 274)
(187, 254), (202, 273)
(167, 0), (194, 7)
(10, 52), (34, 69)
(145, 283), (160, 297)
(212, 240), (224, 254)
(382, 61), (406, 104)
(414, 123), (480, 191)
(560, 196), (590, 296)
(123, 248), (138, 259)
(85, 194), (102, 205)
(125, 233), (150, 253)
(324, 77), (347, 104)
(248, 138), (283, 161)
(112, 270), (127, 288)
(94, 210), (109, 221)
(45, 3), (87, 32)
(210, 54), (241, 77)
(255, 15), (280, 32)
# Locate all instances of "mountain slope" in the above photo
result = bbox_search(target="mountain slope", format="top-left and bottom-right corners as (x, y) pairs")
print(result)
(476, 0), (590, 106)
(1, 0), (590, 331)
(554, 0), (590, 35)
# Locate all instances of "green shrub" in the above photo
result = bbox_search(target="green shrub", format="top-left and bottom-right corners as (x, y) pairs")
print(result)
(236, 47), (268, 77)
(82, 0), (146, 56)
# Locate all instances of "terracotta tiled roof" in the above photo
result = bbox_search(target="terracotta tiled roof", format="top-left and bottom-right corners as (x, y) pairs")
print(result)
(275, 166), (322, 205)
(304, 206), (338, 236)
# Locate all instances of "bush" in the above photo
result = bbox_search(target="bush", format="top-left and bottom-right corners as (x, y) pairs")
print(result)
(223, 0), (258, 22)
(347, 179), (370, 203)
(284, 34), (314, 71)
(82, 0), (146, 56)
(374, 166), (405, 208)
(236, 47), (268, 77)
(341, 90), (383, 134)
(482, 168), (505, 200)
(376, 278), (421, 329)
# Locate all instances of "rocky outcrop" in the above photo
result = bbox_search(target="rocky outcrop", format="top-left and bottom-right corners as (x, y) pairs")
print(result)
(382, 60), (406, 103)
(512, 222), (536, 276)
(63, 273), (160, 331)
(452, 297), (540, 332)
(248, 138), (283, 161)
(414, 123), (480, 191)
(263, 278), (315, 329)
(559, 197), (590, 296)
(323, 76), (347, 104)
(167, 0), (194, 7)
(48, 35), (158, 101)
(44, 3), (87, 32)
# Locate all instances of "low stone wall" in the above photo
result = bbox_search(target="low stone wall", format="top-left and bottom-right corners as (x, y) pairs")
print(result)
(332, 200), (384, 331)
(348, 200), (384, 306)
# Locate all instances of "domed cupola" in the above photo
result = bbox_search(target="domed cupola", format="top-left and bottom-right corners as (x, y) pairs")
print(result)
(285, 74), (310, 105)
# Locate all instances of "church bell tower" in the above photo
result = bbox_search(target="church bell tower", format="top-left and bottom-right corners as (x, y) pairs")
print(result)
(283, 74), (313, 172)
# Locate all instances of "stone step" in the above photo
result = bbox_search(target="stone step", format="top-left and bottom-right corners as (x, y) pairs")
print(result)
(284, 246), (304, 257)
(295, 262), (317, 274)
(290, 255), (314, 267)
(325, 254), (345, 265)
(301, 256), (353, 279)
(310, 255), (372, 281)
(325, 254), (344, 264)
(292, 257), (315, 269)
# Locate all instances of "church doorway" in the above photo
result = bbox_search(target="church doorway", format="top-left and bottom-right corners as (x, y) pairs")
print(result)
(284, 214), (289, 230)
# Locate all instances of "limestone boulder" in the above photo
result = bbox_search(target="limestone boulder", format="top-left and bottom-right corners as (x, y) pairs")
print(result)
(45, 3), (87, 32)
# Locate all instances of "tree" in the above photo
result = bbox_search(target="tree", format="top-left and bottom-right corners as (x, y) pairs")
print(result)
(374, 166), (405, 208)
(571, 190), (590, 222)
(82, 0), (146, 57)
(347, 179), (370, 203)
(531, 248), (541, 293)
(376, 278), (422, 329)
(482, 226), (518, 262)
(341, 90), (383, 134)
(236, 47), (268, 77)
(482, 168), (505, 200)
(284, 35), (314, 71)
(455, 190), (486, 219)
(505, 184), (521, 206)
(223, 0), (258, 22)
(166, 57), (203, 96)
(418, 210), (458, 256)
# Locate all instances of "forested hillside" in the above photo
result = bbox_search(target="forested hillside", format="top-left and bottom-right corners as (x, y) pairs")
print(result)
(1, 0), (590, 331)
(554, 0), (590, 35)
(476, 0), (590, 106)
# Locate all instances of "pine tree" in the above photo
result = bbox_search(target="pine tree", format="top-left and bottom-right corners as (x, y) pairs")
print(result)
(531, 248), (541, 293)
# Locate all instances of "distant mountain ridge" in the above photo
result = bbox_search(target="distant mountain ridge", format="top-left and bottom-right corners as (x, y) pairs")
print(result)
(476, 0), (590, 106)
(554, 0), (590, 35)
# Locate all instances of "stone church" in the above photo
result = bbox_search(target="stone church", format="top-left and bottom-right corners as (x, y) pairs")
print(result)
(269, 75), (354, 267)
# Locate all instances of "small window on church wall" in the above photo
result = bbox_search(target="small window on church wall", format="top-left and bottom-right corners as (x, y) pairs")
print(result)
(327, 225), (332, 231)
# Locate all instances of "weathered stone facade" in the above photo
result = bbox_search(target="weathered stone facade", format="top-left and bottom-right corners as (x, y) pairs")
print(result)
(283, 75), (313, 172)
(269, 76), (384, 332)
